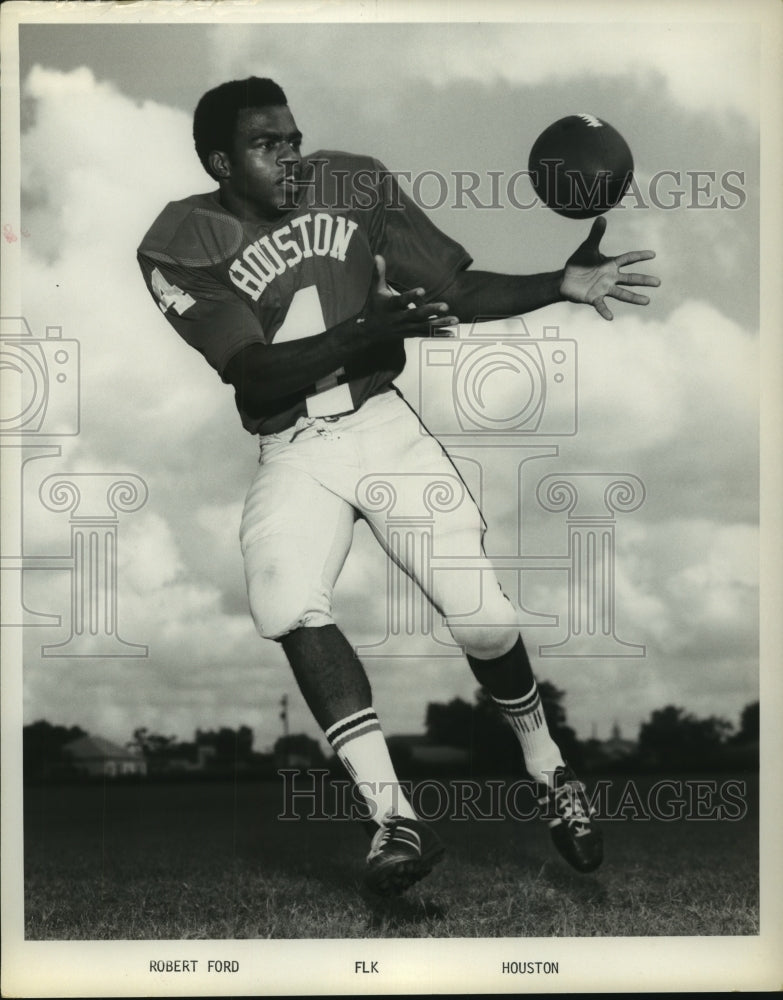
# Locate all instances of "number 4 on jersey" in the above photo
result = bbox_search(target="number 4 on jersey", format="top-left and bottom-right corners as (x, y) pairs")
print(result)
(275, 285), (350, 417)
(151, 267), (196, 316)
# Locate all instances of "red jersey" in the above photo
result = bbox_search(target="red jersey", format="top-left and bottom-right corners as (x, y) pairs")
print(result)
(137, 151), (472, 434)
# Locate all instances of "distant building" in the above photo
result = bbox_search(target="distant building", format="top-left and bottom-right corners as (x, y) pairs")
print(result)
(600, 723), (637, 761)
(63, 735), (147, 778)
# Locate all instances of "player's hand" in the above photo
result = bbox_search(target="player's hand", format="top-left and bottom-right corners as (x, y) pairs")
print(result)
(360, 255), (458, 338)
(560, 216), (660, 321)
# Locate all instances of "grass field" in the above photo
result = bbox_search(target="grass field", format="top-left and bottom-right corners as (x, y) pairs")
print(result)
(23, 773), (758, 940)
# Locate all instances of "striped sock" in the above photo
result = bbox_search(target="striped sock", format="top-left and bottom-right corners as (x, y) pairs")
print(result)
(493, 683), (565, 786)
(324, 708), (416, 823)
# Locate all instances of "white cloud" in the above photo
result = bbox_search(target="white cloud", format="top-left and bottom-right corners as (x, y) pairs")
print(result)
(663, 521), (759, 645)
(20, 66), (243, 481)
(576, 299), (758, 458)
(23, 65), (207, 257)
(431, 23), (758, 119)
(14, 62), (760, 750)
(208, 21), (759, 122)
(120, 511), (184, 589)
(195, 502), (245, 551)
(396, 300), (758, 523)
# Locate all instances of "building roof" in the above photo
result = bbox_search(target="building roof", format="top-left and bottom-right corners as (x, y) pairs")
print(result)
(63, 735), (142, 761)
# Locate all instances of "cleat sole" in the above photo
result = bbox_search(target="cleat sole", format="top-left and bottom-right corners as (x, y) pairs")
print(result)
(365, 846), (445, 896)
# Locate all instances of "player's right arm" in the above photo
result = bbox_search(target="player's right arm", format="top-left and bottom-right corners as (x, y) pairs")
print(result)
(225, 257), (456, 419)
(138, 251), (455, 421)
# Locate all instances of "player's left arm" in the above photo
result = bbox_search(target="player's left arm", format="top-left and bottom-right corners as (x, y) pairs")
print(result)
(441, 216), (660, 323)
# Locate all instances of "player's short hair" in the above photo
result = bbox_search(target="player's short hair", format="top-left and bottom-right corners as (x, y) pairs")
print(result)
(193, 77), (289, 178)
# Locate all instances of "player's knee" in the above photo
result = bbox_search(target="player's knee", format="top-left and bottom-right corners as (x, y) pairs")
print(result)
(250, 600), (335, 641)
(451, 623), (520, 660)
(246, 571), (334, 641)
(447, 588), (520, 660)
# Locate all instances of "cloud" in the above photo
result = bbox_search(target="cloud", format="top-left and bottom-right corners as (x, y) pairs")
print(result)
(16, 66), (273, 743)
(22, 65), (207, 261)
(207, 21), (760, 122)
(205, 21), (759, 331)
(14, 62), (760, 750)
(574, 299), (758, 464)
(396, 299), (758, 520)
(20, 65), (254, 485)
(428, 22), (759, 120)
(660, 521), (759, 653)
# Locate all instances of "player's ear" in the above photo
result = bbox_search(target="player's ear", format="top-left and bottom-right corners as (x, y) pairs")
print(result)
(209, 150), (232, 180)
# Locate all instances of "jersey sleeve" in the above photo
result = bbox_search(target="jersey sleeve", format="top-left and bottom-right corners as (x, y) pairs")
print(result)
(371, 158), (473, 297)
(137, 252), (265, 380)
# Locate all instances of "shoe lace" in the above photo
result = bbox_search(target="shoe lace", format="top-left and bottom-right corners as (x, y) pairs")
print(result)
(551, 781), (594, 836)
(367, 813), (401, 858)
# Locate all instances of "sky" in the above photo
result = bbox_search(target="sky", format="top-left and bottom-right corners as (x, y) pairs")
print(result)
(5, 10), (765, 755)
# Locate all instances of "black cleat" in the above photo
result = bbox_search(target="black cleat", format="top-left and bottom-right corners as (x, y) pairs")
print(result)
(364, 812), (445, 896)
(536, 764), (603, 873)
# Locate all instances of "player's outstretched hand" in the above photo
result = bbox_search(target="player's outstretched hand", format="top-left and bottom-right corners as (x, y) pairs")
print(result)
(560, 217), (660, 321)
(361, 255), (458, 338)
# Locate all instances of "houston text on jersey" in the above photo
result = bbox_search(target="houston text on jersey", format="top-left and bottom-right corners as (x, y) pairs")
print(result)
(229, 213), (359, 301)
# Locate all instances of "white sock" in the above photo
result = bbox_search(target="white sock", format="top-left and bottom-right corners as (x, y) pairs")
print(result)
(493, 683), (565, 786)
(324, 708), (417, 823)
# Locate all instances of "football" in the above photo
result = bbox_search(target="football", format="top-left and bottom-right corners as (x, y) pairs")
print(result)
(528, 114), (634, 218)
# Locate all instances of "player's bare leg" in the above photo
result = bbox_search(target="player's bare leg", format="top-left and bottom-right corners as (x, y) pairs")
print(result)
(280, 623), (445, 894)
(354, 398), (602, 874)
(280, 624), (371, 730)
(467, 633), (603, 873)
(466, 633), (565, 783)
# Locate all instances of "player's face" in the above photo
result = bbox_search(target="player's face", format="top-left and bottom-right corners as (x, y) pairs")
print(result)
(223, 105), (303, 222)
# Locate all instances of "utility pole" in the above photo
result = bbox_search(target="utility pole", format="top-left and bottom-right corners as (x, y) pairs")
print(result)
(280, 694), (289, 738)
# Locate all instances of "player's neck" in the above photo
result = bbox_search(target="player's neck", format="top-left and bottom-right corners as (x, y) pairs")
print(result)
(217, 187), (295, 227)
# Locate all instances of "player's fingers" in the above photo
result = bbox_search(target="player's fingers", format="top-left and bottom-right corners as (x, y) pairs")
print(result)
(592, 296), (614, 321)
(373, 254), (393, 295)
(615, 250), (656, 267)
(429, 314), (459, 328)
(405, 301), (450, 320)
(607, 287), (650, 306)
(398, 287), (427, 308)
(616, 272), (661, 287)
(427, 316), (459, 337)
(423, 301), (451, 317)
(400, 314), (458, 338)
(429, 323), (458, 338)
(585, 215), (607, 248)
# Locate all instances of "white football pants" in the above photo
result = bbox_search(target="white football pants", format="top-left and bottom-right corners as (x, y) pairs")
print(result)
(239, 389), (520, 660)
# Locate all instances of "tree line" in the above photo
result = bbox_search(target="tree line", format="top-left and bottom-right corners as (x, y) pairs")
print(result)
(420, 684), (758, 775)
(21, 689), (758, 782)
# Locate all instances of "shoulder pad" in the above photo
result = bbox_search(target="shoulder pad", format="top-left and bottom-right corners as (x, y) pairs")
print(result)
(138, 194), (244, 267)
(302, 151), (385, 213)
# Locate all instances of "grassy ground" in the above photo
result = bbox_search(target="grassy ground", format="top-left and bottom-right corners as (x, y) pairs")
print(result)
(23, 773), (758, 939)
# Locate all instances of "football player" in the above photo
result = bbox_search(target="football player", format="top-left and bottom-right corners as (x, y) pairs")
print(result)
(138, 77), (659, 895)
